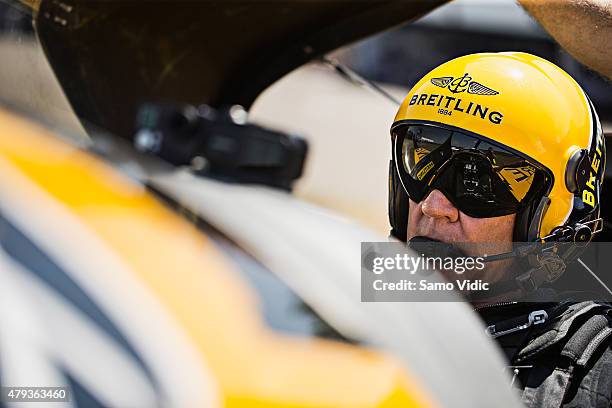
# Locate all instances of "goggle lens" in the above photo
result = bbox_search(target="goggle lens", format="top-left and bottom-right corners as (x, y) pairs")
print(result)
(393, 124), (551, 218)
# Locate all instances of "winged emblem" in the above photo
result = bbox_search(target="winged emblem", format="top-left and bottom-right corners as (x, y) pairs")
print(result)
(430, 74), (499, 96)
(430, 76), (453, 88)
(468, 81), (499, 95)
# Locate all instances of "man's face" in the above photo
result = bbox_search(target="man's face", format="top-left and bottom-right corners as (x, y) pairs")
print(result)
(407, 189), (516, 243)
(407, 189), (516, 282)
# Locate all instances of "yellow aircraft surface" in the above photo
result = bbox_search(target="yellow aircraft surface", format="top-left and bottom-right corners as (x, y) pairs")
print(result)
(0, 1), (523, 407)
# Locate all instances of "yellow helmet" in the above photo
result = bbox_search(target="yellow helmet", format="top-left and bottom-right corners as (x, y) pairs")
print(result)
(389, 52), (605, 243)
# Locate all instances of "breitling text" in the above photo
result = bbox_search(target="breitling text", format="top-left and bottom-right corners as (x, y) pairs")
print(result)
(409, 93), (503, 125)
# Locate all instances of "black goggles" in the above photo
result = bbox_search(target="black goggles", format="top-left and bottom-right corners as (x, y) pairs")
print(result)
(392, 123), (552, 218)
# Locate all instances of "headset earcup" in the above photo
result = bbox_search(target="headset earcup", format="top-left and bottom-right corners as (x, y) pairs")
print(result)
(389, 160), (409, 242)
(514, 195), (551, 242)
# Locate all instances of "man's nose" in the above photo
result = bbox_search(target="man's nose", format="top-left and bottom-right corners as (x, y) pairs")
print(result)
(420, 189), (459, 222)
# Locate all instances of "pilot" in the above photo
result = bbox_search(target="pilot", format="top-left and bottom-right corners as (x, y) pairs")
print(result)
(388, 52), (612, 407)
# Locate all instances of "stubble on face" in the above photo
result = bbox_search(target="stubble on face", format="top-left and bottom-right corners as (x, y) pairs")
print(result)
(406, 191), (516, 284)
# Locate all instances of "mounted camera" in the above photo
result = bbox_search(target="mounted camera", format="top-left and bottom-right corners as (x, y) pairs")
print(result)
(134, 103), (308, 191)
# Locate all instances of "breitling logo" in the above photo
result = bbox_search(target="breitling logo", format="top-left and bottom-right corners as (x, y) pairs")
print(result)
(431, 73), (499, 95)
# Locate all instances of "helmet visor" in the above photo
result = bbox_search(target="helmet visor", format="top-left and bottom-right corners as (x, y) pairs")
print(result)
(392, 123), (552, 218)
